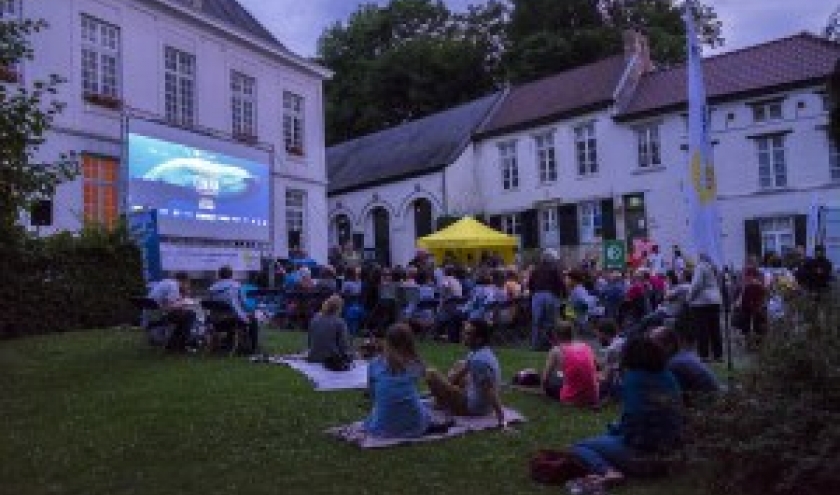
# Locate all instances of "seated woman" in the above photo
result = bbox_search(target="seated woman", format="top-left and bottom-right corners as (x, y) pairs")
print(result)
(568, 336), (684, 491)
(340, 267), (365, 337)
(542, 321), (599, 408)
(307, 295), (353, 366)
(363, 324), (433, 438)
(407, 271), (437, 335)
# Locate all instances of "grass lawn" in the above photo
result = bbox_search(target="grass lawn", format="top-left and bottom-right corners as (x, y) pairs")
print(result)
(0, 329), (713, 495)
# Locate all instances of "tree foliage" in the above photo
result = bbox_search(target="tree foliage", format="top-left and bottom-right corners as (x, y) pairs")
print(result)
(319, 0), (723, 144)
(317, 0), (505, 145)
(503, 0), (723, 83)
(0, 19), (76, 235)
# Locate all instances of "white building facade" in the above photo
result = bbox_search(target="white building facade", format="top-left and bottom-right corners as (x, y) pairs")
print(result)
(328, 32), (840, 270)
(16, 0), (331, 274)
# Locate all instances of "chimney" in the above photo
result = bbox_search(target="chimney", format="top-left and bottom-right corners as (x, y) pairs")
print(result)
(623, 29), (653, 73)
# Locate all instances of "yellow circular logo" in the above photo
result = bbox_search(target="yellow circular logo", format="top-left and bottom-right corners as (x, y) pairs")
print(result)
(691, 152), (716, 204)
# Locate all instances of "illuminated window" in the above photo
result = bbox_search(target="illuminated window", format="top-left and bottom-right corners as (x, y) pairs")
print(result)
(283, 91), (304, 156)
(81, 15), (120, 99)
(231, 71), (256, 139)
(82, 154), (119, 227)
(164, 46), (195, 126)
(759, 216), (794, 257)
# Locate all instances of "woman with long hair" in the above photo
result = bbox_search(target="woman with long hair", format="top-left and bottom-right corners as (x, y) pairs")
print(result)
(363, 324), (433, 438)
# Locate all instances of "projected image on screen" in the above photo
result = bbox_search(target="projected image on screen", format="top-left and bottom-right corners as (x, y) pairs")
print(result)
(128, 134), (269, 239)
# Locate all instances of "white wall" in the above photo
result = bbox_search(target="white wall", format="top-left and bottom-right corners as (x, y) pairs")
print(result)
(23, 0), (329, 262)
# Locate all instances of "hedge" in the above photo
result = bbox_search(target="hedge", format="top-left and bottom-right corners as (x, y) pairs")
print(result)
(0, 227), (145, 338)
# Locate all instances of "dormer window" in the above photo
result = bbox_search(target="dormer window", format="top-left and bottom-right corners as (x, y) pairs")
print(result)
(751, 99), (783, 123)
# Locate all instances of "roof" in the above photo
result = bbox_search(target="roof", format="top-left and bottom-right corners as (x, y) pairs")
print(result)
(327, 92), (504, 195)
(171, 0), (289, 52)
(475, 55), (629, 139)
(417, 216), (516, 249)
(617, 33), (840, 121)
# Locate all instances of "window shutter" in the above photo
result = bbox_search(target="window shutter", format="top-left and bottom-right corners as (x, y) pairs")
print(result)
(600, 198), (616, 241)
(558, 204), (579, 246)
(744, 219), (761, 260)
(793, 214), (807, 248)
(521, 209), (539, 249)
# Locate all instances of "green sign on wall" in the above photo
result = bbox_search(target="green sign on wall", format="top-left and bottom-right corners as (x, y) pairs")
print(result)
(602, 239), (626, 270)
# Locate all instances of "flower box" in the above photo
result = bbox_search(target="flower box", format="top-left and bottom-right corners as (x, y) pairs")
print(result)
(286, 145), (304, 156)
(83, 92), (123, 111)
(0, 65), (20, 83)
(233, 132), (258, 144)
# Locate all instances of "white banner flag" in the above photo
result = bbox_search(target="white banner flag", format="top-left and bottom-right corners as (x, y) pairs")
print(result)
(683, 1), (724, 268)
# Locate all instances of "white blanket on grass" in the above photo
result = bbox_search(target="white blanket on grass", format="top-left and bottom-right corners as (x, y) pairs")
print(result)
(270, 355), (368, 391)
(326, 407), (526, 449)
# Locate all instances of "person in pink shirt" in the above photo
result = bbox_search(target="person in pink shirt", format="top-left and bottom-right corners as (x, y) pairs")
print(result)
(542, 321), (599, 407)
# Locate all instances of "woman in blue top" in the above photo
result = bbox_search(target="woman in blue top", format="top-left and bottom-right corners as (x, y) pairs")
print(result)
(363, 323), (432, 438)
(569, 335), (683, 492)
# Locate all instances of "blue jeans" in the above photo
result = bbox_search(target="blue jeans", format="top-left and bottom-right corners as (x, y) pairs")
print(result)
(531, 291), (557, 349)
(571, 434), (639, 476)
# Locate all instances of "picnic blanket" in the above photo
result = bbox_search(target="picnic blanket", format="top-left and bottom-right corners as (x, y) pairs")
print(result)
(326, 406), (526, 449)
(268, 354), (369, 391)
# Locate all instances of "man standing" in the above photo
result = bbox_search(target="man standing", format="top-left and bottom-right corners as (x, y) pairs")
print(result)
(426, 319), (507, 429)
(148, 271), (195, 352)
(687, 253), (723, 362)
(797, 245), (834, 297)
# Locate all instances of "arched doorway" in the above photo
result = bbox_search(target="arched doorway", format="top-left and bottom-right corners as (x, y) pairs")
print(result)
(371, 207), (391, 266)
(412, 198), (433, 239)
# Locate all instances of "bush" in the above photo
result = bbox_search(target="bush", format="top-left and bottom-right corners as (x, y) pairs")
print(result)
(688, 288), (840, 495)
(0, 224), (145, 338)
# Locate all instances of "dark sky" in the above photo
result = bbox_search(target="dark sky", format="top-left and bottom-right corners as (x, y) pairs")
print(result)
(237, 0), (833, 58)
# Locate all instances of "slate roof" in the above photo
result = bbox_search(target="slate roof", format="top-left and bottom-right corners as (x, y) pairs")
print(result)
(617, 33), (840, 121)
(171, 0), (288, 52)
(475, 55), (629, 139)
(327, 92), (504, 195)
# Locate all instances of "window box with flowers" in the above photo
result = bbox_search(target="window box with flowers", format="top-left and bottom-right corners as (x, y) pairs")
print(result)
(233, 132), (258, 144)
(83, 92), (123, 111)
(286, 145), (304, 157)
(0, 65), (20, 83)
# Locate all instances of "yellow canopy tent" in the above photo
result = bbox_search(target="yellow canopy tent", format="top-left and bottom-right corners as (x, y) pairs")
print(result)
(417, 216), (517, 266)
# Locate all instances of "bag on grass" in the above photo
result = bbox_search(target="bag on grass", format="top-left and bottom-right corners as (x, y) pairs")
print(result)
(529, 449), (590, 485)
(323, 353), (353, 372)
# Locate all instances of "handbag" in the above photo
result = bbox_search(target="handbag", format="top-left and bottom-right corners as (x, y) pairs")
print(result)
(529, 449), (590, 485)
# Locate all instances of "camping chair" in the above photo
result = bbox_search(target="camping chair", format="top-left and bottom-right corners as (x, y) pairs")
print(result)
(490, 298), (521, 345)
(409, 297), (439, 339)
(246, 288), (288, 328)
(130, 296), (172, 347)
(200, 299), (249, 356)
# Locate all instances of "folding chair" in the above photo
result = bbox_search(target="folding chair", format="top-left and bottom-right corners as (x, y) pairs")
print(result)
(200, 299), (249, 356)
(130, 296), (172, 347)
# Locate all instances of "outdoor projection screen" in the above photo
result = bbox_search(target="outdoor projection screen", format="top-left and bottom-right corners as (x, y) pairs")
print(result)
(127, 120), (271, 242)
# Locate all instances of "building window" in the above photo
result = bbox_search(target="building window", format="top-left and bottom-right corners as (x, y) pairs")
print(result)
(534, 132), (556, 183)
(831, 139), (840, 182)
(541, 208), (557, 234)
(285, 189), (306, 250)
(283, 91), (304, 156)
(636, 124), (661, 168)
(578, 201), (602, 244)
(82, 154), (119, 227)
(759, 216), (794, 257)
(574, 122), (597, 175)
(500, 214), (521, 237)
(164, 46), (196, 126)
(499, 141), (519, 190)
(751, 100), (783, 123)
(231, 71), (256, 139)
(81, 16), (120, 102)
(756, 134), (787, 189)
(0, 0), (19, 19)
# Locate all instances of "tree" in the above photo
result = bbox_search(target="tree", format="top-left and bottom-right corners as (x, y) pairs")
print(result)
(317, 0), (503, 145)
(825, 6), (840, 42)
(0, 19), (75, 236)
(503, 0), (723, 83)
